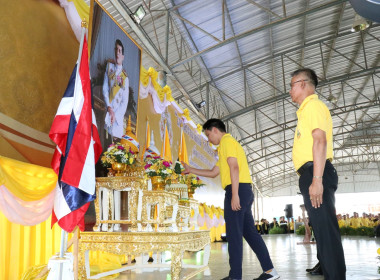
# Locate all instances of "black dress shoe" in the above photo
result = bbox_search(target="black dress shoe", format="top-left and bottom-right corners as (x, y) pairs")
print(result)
(310, 265), (323, 276)
(306, 262), (320, 272)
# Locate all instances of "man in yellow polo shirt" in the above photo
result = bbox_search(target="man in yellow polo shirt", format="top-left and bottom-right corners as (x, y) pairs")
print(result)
(183, 119), (279, 280)
(290, 68), (346, 279)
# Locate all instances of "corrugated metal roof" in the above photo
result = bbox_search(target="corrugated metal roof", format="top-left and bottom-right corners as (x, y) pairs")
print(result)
(94, 0), (380, 196)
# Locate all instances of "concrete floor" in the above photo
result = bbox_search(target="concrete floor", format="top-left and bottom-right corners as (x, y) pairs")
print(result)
(113, 234), (380, 280)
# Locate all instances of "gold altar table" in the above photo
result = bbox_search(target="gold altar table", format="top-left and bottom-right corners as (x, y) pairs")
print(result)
(93, 175), (145, 232)
(78, 230), (211, 280)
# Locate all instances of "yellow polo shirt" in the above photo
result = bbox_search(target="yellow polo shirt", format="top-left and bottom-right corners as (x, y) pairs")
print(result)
(292, 94), (334, 171)
(217, 133), (252, 189)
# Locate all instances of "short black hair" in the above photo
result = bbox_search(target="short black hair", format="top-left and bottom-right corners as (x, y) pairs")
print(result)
(203, 118), (226, 133)
(115, 39), (124, 55)
(291, 68), (318, 88)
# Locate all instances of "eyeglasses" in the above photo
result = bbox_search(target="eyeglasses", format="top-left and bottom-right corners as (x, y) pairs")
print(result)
(289, 79), (309, 89)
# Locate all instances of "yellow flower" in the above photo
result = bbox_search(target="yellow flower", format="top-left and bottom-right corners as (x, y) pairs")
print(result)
(129, 158), (134, 164)
(192, 179), (197, 185)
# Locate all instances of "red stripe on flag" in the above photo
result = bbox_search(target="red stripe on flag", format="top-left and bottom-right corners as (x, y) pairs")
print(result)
(61, 37), (92, 187)
(49, 115), (71, 157)
(51, 149), (62, 175)
(92, 123), (102, 161)
(56, 202), (90, 232)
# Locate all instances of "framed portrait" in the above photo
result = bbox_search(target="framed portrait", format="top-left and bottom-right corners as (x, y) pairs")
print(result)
(89, 0), (141, 151)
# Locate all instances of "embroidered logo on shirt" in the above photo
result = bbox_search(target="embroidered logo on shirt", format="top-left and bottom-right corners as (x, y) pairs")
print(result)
(297, 128), (301, 139)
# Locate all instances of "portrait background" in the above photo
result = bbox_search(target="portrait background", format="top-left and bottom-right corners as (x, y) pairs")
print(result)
(89, 1), (141, 150)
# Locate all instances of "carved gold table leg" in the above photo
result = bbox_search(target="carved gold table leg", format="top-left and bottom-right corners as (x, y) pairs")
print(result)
(171, 247), (184, 280)
(78, 247), (86, 280)
(93, 188), (100, 231)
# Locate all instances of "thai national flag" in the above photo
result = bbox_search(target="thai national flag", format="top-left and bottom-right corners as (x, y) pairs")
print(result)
(49, 36), (102, 232)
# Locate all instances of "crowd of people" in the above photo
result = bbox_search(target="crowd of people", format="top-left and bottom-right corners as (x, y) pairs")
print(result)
(337, 212), (380, 228)
(255, 217), (295, 234)
(254, 212), (380, 235)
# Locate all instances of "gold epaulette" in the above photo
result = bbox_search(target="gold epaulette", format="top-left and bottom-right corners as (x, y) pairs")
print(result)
(107, 59), (116, 64)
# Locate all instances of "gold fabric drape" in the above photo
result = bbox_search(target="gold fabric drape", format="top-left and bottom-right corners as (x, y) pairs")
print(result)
(0, 213), (62, 280)
(0, 156), (56, 201)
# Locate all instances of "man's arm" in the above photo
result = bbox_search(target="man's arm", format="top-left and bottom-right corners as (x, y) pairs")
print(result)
(102, 63), (115, 124)
(310, 128), (327, 208)
(227, 157), (241, 211)
(102, 63), (110, 108)
(182, 162), (219, 178)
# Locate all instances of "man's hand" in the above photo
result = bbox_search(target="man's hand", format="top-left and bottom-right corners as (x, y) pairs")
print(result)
(108, 106), (115, 124)
(309, 179), (323, 208)
(181, 161), (191, 174)
(231, 194), (241, 211)
(310, 128), (327, 209)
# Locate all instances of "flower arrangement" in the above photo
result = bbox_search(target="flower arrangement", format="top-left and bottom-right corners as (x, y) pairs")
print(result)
(144, 156), (173, 180)
(187, 174), (205, 191)
(101, 143), (136, 168)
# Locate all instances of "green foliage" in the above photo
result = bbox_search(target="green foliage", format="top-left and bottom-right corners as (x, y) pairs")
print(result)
(101, 143), (136, 167)
(339, 226), (374, 237)
(348, 227), (359, 236)
(269, 226), (285, 234)
(357, 226), (375, 237)
(174, 161), (182, 175)
(296, 225), (305, 235)
(339, 226), (350, 236)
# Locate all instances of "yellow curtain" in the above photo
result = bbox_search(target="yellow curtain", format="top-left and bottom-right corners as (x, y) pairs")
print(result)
(0, 213), (62, 280)
(0, 156), (57, 201)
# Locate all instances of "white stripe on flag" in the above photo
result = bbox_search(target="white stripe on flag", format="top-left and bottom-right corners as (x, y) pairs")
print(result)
(92, 110), (98, 128)
(53, 183), (71, 220)
(73, 72), (84, 123)
(78, 136), (96, 195)
(56, 97), (74, 116)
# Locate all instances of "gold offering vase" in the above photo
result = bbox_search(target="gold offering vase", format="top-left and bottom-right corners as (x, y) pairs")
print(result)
(151, 176), (166, 191)
(112, 162), (126, 176)
(107, 168), (115, 177)
(188, 186), (195, 198)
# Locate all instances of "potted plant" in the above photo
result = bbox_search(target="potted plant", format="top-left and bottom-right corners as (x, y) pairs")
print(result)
(101, 143), (137, 176)
(186, 174), (205, 198)
(144, 156), (173, 190)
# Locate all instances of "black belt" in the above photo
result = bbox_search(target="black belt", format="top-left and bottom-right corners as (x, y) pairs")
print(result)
(296, 159), (332, 176)
(296, 161), (313, 176)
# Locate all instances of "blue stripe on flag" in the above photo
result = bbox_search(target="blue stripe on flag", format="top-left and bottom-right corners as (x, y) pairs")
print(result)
(60, 182), (96, 211)
(58, 111), (78, 181)
(63, 65), (77, 98)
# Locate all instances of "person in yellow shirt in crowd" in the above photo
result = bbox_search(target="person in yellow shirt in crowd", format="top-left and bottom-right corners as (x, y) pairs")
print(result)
(289, 218), (295, 233)
(361, 212), (370, 227)
(337, 214), (345, 228)
(350, 212), (362, 228)
(289, 68), (346, 279)
(255, 220), (261, 233)
(343, 214), (350, 227)
(260, 219), (269, 234)
(183, 118), (279, 280)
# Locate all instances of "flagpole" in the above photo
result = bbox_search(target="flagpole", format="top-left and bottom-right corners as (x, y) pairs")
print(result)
(179, 124), (183, 159)
(162, 120), (166, 157)
(58, 20), (87, 280)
